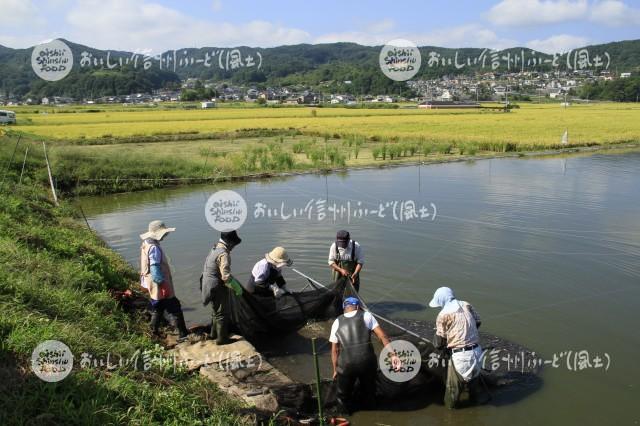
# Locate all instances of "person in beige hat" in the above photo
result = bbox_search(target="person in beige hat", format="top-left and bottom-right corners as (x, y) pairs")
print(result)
(139, 220), (189, 341)
(246, 246), (293, 298)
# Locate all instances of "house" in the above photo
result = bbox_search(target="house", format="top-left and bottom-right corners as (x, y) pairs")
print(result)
(297, 91), (318, 104)
(440, 90), (452, 101)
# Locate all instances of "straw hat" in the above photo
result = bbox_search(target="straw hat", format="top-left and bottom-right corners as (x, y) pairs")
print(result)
(140, 220), (176, 241)
(265, 246), (293, 268)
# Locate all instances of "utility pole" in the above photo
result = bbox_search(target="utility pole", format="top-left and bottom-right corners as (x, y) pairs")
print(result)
(504, 88), (508, 112)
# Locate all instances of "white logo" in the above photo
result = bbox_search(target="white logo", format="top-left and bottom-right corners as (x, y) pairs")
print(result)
(205, 190), (247, 232)
(379, 339), (422, 382)
(31, 340), (74, 382)
(379, 39), (421, 82)
(31, 39), (73, 82)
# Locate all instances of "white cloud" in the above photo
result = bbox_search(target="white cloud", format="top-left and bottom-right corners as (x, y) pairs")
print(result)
(486, 0), (640, 27)
(2, 0), (633, 52)
(486, 0), (589, 26)
(365, 19), (396, 33)
(211, 0), (222, 12)
(413, 24), (518, 49)
(0, 0), (44, 27)
(526, 34), (589, 53)
(590, 0), (640, 26)
(315, 24), (517, 49)
(64, 0), (310, 51)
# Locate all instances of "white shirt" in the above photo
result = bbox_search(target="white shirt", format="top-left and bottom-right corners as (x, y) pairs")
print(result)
(328, 240), (364, 266)
(328, 310), (379, 343)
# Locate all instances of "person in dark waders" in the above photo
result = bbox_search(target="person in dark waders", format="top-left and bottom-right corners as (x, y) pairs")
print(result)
(246, 247), (293, 298)
(329, 230), (364, 292)
(329, 297), (401, 414)
(139, 220), (189, 342)
(201, 230), (242, 345)
(429, 286), (489, 408)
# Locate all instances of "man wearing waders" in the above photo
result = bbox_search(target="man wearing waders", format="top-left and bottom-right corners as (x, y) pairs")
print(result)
(328, 230), (364, 292)
(140, 220), (189, 342)
(429, 286), (488, 408)
(201, 230), (242, 345)
(329, 297), (400, 414)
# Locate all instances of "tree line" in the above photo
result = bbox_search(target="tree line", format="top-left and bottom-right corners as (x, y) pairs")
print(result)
(579, 76), (640, 102)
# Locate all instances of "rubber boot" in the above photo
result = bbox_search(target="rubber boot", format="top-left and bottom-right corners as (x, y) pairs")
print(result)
(176, 311), (189, 339)
(469, 376), (490, 405)
(209, 314), (218, 340)
(150, 310), (162, 336)
(215, 320), (231, 345)
(168, 311), (189, 341)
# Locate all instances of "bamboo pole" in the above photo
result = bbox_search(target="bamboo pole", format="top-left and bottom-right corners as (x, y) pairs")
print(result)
(19, 145), (29, 185)
(311, 337), (325, 425)
(42, 142), (58, 206)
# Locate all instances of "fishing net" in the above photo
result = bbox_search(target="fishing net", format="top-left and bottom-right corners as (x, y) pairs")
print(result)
(223, 273), (445, 413)
(226, 276), (348, 339)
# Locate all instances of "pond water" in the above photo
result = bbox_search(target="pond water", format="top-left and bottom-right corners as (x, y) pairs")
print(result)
(82, 149), (640, 425)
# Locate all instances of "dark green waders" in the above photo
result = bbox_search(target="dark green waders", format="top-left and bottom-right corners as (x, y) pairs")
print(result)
(210, 284), (231, 345)
(444, 360), (489, 408)
(445, 360), (465, 409)
(332, 243), (360, 293)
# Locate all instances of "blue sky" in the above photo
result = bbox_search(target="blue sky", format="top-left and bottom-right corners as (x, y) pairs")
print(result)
(1, 0), (639, 53)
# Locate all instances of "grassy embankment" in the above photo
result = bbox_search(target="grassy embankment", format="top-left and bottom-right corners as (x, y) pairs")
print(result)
(5, 102), (640, 195)
(0, 131), (250, 425)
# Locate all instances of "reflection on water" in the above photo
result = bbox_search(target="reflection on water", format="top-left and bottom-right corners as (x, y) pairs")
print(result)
(82, 149), (640, 425)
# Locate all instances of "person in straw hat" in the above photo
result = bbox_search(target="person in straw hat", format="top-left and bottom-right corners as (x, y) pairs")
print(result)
(139, 220), (189, 341)
(246, 246), (293, 298)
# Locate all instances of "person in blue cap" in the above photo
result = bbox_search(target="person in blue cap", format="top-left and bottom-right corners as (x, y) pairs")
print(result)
(329, 296), (400, 414)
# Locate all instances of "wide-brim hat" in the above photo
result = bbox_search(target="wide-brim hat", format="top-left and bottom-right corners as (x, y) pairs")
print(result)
(265, 246), (293, 268)
(140, 220), (175, 240)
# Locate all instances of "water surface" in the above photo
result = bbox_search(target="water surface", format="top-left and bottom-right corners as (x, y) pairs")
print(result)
(82, 149), (640, 425)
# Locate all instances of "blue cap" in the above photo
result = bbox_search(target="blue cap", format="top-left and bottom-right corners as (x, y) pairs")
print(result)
(343, 297), (360, 309)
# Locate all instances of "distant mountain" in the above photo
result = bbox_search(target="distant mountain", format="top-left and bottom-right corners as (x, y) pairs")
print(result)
(1, 38), (638, 100)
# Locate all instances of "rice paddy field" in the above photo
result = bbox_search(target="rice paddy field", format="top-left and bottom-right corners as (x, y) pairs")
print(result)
(9, 102), (640, 145)
(3, 102), (639, 195)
